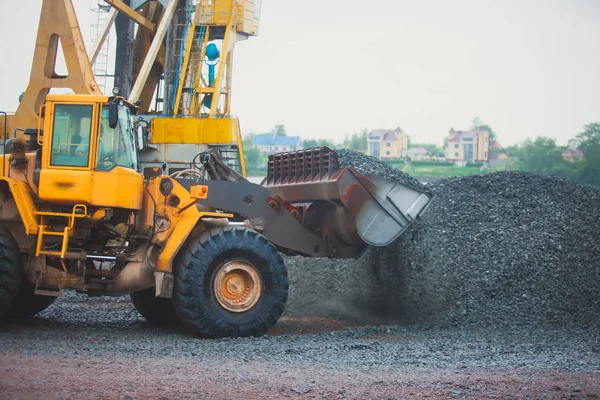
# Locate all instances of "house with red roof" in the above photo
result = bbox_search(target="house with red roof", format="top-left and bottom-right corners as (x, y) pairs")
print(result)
(562, 148), (584, 162)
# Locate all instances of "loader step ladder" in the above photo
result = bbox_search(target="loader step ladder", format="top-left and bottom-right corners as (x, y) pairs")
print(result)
(33, 205), (87, 296)
(34, 204), (87, 259)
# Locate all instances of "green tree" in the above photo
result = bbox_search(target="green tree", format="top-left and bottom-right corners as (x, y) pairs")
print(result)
(318, 139), (335, 148)
(471, 117), (497, 141)
(575, 123), (600, 185)
(302, 138), (336, 149)
(242, 132), (255, 149)
(272, 124), (287, 136)
(521, 137), (566, 174)
(244, 147), (265, 167)
(302, 139), (319, 148)
(503, 144), (522, 158)
(341, 129), (368, 152)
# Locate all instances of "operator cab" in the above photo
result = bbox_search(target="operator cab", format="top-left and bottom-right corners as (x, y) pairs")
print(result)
(47, 98), (138, 171)
(38, 94), (144, 210)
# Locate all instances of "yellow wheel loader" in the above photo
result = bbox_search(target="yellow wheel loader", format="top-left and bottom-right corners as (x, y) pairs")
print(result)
(0, 93), (431, 337)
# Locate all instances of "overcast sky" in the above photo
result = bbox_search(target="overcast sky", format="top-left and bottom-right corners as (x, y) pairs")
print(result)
(1, 0), (599, 146)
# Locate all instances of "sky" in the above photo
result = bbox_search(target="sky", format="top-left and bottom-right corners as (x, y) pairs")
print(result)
(1, 0), (599, 147)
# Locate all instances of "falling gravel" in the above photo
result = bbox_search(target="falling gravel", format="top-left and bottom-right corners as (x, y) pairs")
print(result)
(335, 148), (431, 195)
(286, 162), (600, 330)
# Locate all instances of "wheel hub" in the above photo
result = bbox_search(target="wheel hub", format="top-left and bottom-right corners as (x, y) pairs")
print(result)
(214, 261), (262, 312)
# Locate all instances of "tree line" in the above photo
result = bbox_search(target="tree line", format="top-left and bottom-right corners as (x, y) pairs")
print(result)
(242, 124), (369, 168)
(242, 122), (600, 187)
(500, 123), (600, 186)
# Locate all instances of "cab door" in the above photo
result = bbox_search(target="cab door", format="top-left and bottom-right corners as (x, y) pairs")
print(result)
(89, 104), (144, 210)
(38, 102), (98, 204)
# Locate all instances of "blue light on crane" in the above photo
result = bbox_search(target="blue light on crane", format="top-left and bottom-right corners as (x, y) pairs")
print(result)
(206, 43), (220, 87)
(203, 43), (221, 109)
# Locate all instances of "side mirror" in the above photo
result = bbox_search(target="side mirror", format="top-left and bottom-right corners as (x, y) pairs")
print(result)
(137, 125), (146, 150)
(108, 101), (118, 129)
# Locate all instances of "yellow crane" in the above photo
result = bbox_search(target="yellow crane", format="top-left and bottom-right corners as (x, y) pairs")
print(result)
(86, 0), (260, 177)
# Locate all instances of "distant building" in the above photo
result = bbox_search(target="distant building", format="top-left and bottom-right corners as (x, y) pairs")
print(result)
(407, 147), (431, 161)
(562, 148), (584, 162)
(253, 134), (301, 155)
(366, 127), (409, 160)
(489, 140), (509, 162)
(490, 140), (503, 151)
(444, 128), (489, 163)
(562, 138), (584, 162)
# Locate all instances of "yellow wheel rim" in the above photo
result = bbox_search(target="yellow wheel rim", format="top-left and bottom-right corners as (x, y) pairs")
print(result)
(214, 261), (262, 312)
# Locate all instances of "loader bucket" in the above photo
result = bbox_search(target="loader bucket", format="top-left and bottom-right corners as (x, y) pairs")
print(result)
(263, 147), (432, 250)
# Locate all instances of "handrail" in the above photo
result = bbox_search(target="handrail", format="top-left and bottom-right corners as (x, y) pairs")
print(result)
(0, 111), (6, 177)
(37, 104), (46, 146)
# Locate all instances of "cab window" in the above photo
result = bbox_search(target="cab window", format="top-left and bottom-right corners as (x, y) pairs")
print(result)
(95, 105), (137, 171)
(50, 104), (93, 167)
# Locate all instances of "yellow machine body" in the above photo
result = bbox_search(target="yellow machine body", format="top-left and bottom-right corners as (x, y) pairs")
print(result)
(195, 0), (261, 36)
(152, 117), (243, 145)
(35, 95), (144, 210)
(0, 93), (230, 294)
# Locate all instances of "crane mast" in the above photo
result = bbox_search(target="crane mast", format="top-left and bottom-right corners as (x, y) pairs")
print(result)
(97, 0), (261, 176)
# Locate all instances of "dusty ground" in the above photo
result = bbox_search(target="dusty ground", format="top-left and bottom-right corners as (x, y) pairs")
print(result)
(0, 294), (598, 399)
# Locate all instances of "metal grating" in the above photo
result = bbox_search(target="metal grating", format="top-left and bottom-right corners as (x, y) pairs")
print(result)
(266, 147), (340, 186)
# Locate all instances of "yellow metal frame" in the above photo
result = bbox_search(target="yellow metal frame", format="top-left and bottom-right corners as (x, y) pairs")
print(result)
(34, 205), (87, 259)
(0, 178), (40, 235)
(104, 0), (157, 32)
(190, 32), (211, 115)
(155, 211), (233, 272)
(2, 0), (102, 141)
(143, 177), (233, 272)
(174, 2), (254, 117)
(150, 116), (247, 176)
(151, 117), (238, 144)
(173, 20), (198, 115)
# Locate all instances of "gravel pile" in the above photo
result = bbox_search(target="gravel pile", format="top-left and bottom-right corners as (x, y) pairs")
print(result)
(368, 171), (600, 329)
(286, 161), (600, 329)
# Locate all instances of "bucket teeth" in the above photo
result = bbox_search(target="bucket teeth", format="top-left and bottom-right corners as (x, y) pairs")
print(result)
(267, 146), (339, 185)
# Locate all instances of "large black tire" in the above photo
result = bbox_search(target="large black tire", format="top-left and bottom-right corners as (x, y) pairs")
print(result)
(4, 283), (56, 318)
(173, 227), (288, 338)
(130, 287), (180, 325)
(0, 224), (22, 317)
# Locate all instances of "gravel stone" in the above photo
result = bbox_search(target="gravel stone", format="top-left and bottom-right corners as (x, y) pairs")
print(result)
(286, 169), (600, 330)
(0, 294), (595, 373)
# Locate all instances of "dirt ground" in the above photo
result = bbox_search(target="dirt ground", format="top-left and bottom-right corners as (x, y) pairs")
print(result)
(1, 354), (598, 399)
